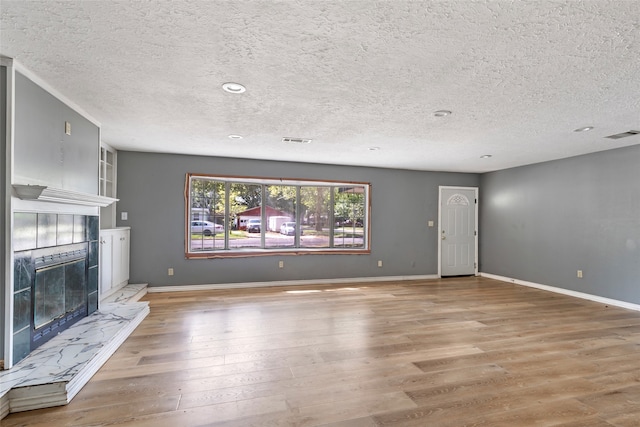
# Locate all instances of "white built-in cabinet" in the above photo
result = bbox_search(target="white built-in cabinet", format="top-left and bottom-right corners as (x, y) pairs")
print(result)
(99, 145), (115, 198)
(99, 142), (130, 300)
(99, 143), (117, 229)
(99, 227), (130, 299)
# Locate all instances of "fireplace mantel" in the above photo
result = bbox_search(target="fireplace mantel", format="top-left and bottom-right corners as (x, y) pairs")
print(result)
(13, 185), (118, 208)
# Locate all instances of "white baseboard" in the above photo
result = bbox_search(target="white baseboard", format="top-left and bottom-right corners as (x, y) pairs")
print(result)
(481, 272), (640, 312)
(147, 274), (440, 293)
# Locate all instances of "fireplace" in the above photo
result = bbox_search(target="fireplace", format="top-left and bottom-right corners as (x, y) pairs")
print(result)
(13, 213), (99, 364)
(32, 243), (88, 348)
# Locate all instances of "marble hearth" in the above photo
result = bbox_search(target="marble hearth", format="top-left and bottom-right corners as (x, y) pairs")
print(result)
(1, 283), (149, 420)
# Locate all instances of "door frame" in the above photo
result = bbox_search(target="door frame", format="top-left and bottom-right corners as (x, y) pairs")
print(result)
(438, 186), (479, 278)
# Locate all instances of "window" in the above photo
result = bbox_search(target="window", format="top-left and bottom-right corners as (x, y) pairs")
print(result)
(265, 184), (297, 249)
(186, 174), (370, 258)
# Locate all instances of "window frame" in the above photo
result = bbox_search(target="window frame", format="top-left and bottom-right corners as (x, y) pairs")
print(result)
(185, 173), (371, 258)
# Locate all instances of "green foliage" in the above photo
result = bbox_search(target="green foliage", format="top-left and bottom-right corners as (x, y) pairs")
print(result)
(266, 185), (296, 214)
(230, 183), (261, 209)
(190, 179), (224, 211)
(299, 187), (322, 231)
(334, 190), (365, 224)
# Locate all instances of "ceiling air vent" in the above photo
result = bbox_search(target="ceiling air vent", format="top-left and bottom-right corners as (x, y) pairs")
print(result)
(282, 137), (312, 144)
(604, 130), (640, 140)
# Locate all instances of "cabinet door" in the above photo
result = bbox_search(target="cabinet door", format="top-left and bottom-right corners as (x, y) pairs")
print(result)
(99, 232), (114, 296)
(115, 229), (130, 286)
(99, 146), (115, 197)
(121, 230), (130, 284)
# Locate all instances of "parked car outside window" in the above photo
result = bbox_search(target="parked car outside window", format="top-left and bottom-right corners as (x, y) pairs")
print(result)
(191, 220), (224, 236)
(246, 219), (261, 233)
(280, 222), (301, 236)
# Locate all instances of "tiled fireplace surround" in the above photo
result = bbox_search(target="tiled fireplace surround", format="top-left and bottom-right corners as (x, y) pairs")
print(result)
(12, 212), (100, 364)
(2, 212), (149, 420)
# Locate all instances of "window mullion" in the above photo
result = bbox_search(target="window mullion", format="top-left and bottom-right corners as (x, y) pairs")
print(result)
(224, 181), (230, 250)
(260, 184), (266, 248)
(295, 186), (301, 247)
(195, 177), (203, 249)
(329, 187), (335, 248)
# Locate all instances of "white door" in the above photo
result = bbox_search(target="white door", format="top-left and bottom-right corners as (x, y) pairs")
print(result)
(439, 187), (478, 277)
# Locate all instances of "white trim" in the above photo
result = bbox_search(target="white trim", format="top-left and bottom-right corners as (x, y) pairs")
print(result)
(3, 59), (16, 369)
(147, 274), (440, 293)
(12, 184), (118, 207)
(7, 59), (101, 127)
(100, 141), (116, 153)
(11, 199), (98, 216)
(438, 186), (479, 277)
(481, 273), (640, 312)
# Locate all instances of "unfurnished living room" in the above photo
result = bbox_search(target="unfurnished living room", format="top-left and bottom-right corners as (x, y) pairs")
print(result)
(1, 1), (639, 426)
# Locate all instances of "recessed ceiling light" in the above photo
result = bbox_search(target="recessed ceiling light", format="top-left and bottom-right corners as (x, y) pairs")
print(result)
(433, 110), (452, 117)
(368, 147), (380, 151)
(222, 82), (246, 94)
(228, 134), (243, 139)
(480, 155), (492, 159)
(574, 126), (594, 132)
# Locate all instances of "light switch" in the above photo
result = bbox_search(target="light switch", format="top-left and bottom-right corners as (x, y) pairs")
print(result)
(121, 212), (128, 221)
(428, 220), (434, 227)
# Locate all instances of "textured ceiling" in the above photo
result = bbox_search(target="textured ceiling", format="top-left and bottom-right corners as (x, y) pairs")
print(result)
(1, 0), (639, 173)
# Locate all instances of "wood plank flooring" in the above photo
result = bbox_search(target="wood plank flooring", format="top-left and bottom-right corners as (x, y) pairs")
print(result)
(4, 277), (640, 426)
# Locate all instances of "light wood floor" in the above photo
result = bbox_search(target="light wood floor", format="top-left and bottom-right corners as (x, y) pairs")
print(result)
(4, 277), (640, 426)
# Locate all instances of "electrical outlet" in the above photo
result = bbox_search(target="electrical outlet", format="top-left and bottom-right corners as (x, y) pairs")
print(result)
(168, 268), (174, 276)
(64, 121), (71, 135)
(278, 260), (284, 268)
(121, 211), (128, 221)
(577, 270), (583, 278)
(428, 220), (434, 227)
(377, 260), (383, 267)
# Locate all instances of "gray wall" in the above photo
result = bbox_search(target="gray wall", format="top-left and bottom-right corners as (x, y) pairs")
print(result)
(13, 72), (99, 194)
(480, 144), (640, 303)
(117, 151), (479, 287)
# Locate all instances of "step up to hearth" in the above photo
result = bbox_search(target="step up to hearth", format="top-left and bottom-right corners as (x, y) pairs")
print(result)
(0, 284), (149, 420)
(102, 282), (149, 304)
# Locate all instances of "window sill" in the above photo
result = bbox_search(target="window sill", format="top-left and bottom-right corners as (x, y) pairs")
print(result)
(185, 248), (371, 259)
